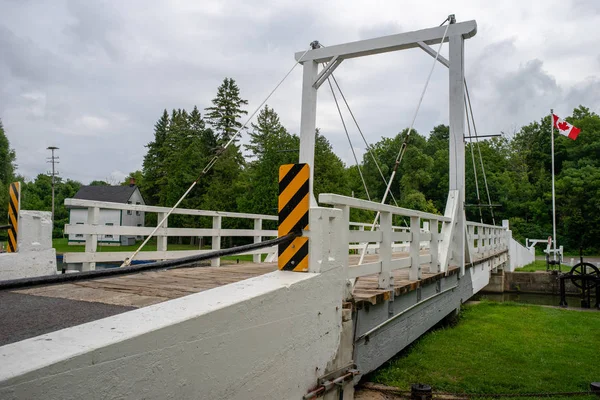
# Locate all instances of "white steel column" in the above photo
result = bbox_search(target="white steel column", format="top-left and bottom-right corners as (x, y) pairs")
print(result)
(298, 60), (319, 207)
(448, 34), (466, 275)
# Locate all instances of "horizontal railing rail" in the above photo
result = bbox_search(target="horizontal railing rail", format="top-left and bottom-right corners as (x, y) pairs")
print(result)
(466, 221), (509, 260)
(63, 199), (278, 271)
(319, 193), (509, 290)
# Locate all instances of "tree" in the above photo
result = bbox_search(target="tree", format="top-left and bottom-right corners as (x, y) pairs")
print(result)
(0, 119), (16, 184)
(89, 180), (109, 186)
(238, 106), (299, 216)
(314, 130), (350, 198)
(201, 80), (247, 215)
(205, 78), (248, 143)
(142, 110), (170, 205)
(0, 120), (16, 236)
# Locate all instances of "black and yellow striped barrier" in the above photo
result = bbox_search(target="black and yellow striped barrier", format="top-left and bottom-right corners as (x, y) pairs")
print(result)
(8, 182), (20, 253)
(278, 164), (309, 271)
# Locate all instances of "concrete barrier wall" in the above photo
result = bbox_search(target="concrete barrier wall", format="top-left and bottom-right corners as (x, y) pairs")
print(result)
(0, 210), (56, 280)
(0, 268), (346, 399)
(508, 237), (534, 271)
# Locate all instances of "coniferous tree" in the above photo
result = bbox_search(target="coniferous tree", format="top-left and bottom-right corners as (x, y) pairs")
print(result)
(142, 110), (170, 205)
(238, 106), (298, 215)
(205, 78), (248, 143)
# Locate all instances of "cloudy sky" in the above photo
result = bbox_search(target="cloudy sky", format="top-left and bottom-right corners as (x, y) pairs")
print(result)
(1, 0), (599, 184)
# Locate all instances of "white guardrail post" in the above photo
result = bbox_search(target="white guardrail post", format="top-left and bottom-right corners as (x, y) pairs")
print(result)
(211, 215), (222, 267)
(157, 212), (168, 259)
(429, 218), (439, 273)
(82, 206), (99, 271)
(379, 211), (392, 289)
(409, 216), (420, 280)
(253, 218), (262, 263)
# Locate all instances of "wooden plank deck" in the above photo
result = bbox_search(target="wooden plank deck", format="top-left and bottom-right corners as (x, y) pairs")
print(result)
(13, 250), (503, 309)
(14, 263), (279, 308)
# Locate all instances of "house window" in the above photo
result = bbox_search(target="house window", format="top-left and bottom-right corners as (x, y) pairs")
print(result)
(75, 222), (84, 238)
(137, 223), (142, 240)
(127, 201), (132, 215)
(105, 223), (114, 239)
(136, 201), (141, 216)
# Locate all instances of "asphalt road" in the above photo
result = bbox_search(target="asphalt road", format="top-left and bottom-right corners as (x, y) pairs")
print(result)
(0, 291), (134, 347)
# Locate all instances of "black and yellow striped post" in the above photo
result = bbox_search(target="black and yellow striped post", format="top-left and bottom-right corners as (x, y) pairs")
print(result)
(7, 181), (20, 253)
(278, 164), (310, 271)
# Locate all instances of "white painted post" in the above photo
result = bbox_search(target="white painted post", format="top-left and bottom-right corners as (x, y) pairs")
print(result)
(429, 219), (439, 273)
(82, 206), (99, 271)
(156, 212), (168, 259)
(379, 211), (392, 289)
(502, 220), (510, 252)
(410, 216), (421, 280)
(448, 34), (466, 276)
(338, 205), (350, 270)
(358, 224), (364, 256)
(298, 60), (319, 207)
(253, 218), (262, 263)
(308, 207), (343, 274)
(212, 215), (222, 267)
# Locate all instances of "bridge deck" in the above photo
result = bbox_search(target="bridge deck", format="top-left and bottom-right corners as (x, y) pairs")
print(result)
(14, 262), (278, 308)
(2, 250), (499, 346)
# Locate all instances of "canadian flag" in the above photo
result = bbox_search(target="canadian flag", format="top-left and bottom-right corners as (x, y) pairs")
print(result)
(553, 114), (581, 140)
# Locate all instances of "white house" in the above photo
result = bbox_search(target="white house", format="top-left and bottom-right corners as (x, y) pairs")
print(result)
(68, 180), (145, 245)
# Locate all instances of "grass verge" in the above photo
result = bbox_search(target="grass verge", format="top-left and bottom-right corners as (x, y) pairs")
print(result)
(53, 238), (267, 264)
(53, 238), (199, 254)
(370, 301), (600, 397)
(514, 260), (551, 272)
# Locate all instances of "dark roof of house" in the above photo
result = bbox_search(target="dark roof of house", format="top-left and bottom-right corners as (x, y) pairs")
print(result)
(73, 185), (138, 203)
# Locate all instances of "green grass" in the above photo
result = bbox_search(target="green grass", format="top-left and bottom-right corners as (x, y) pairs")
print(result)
(514, 260), (551, 272)
(53, 238), (268, 263)
(53, 238), (199, 254)
(371, 302), (600, 397)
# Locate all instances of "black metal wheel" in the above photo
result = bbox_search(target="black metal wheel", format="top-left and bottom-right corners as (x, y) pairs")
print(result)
(569, 262), (600, 289)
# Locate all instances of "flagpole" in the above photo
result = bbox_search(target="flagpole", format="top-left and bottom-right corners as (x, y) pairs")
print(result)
(550, 109), (557, 261)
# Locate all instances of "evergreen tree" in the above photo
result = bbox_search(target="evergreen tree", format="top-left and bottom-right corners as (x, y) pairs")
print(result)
(238, 106), (298, 215)
(205, 78), (248, 143)
(246, 105), (286, 158)
(142, 110), (170, 205)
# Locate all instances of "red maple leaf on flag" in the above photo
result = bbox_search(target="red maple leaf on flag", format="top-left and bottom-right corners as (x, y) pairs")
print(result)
(557, 121), (569, 131)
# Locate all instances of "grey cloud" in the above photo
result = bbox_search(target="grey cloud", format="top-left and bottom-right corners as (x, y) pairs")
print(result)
(0, 25), (56, 84)
(64, 0), (122, 61)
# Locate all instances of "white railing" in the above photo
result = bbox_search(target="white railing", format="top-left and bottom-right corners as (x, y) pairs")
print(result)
(466, 221), (509, 261)
(320, 194), (452, 289)
(319, 193), (510, 290)
(63, 198), (278, 271)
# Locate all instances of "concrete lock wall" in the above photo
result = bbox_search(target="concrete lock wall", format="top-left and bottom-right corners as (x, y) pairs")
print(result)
(0, 268), (347, 400)
(0, 210), (56, 281)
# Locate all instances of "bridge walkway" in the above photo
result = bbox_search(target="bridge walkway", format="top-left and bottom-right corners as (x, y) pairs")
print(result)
(11, 249), (495, 310)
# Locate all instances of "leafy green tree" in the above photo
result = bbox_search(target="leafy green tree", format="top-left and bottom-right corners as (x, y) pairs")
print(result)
(314, 130), (350, 198)
(0, 119), (16, 185)
(20, 174), (81, 237)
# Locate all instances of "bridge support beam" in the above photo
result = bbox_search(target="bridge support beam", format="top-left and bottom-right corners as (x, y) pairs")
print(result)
(448, 34), (466, 276)
(299, 60), (319, 207)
